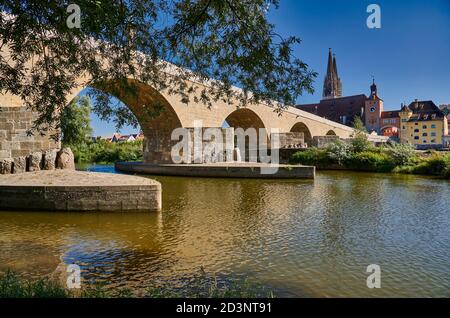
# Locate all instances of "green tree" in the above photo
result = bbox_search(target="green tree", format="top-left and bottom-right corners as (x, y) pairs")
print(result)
(60, 96), (93, 146)
(350, 116), (371, 153)
(352, 116), (367, 132)
(0, 1), (317, 134)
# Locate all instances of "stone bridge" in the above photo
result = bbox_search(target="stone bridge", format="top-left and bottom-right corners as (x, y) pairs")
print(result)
(0, 64), (386, 164)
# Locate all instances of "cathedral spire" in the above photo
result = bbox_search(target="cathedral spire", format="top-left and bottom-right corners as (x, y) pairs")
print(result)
(333, 53), (342, 97)
(327, 48), (334, 76)
(333, 53), (338, 76)
(322, 48), (342, 99)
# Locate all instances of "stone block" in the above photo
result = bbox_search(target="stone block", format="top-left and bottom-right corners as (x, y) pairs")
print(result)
(12, 156), (26, 174)
(0, 141), (12, 150)
(11, 130), (32, 142)
(43, 149), (58, 170)
(28, 151), (43, 171)
(0, 149), (11, 159)
(0, 122), (13, 130)
(0, 158), (13, 174)
(11, 149), (32, 157)
(56, 147), (75, 170)
(312, 135), (340, 148)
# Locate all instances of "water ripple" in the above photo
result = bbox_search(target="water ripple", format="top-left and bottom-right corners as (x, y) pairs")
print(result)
(0, 169), (449, 297)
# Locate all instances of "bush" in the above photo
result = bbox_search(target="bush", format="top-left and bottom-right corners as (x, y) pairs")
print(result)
(288, 139), (450, 178)
(290, 148), (328, 165)
(411, 154), (450, 176)
(443, 166), (450, 179)
(386, 143), (416, 166)
(326, 140), (352, 165)
(345, 151), (395, 172)
(424, 156), (448, 175)
(350, 133), (372, 153)
(70, 140), (144, 164)
(392, 153), (450, 178)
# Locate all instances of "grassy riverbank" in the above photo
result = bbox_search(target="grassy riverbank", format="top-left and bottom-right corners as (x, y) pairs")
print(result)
(70, 140), (144, 164)
(0, 270), (273, 298)
(290, 140), (450, 179)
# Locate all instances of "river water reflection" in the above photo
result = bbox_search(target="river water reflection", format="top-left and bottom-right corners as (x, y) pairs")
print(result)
(0, 165), (449, 297)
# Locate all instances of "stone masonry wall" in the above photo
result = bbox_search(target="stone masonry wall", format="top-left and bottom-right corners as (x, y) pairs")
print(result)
(0, 106), (60, 159)
(273, 132), (305, 148)
(311, 135), (340, 148)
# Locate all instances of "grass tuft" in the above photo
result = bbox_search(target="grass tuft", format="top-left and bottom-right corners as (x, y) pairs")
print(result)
(0, 270), (274, 298)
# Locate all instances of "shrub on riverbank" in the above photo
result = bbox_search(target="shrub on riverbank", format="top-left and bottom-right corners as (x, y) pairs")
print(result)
(0, 270), (273, 298)
(290, 140), (450, 178)
(345, 151), (395, 172)
(393, 153), (450, 177)
(290, 147), (330, 166)
(71, 140), (144, 164)
(384, 143), (416, 166)
(327, 140), (352, 165)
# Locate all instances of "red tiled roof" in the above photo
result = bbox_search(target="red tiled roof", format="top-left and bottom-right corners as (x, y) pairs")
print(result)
(381, 111), (399, 119)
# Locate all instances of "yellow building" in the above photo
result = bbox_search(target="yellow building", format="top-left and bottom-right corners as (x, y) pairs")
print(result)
(399, 100), (448, 149)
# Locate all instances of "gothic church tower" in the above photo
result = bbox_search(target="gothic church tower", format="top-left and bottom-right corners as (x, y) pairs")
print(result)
(322, 48), (343, 99)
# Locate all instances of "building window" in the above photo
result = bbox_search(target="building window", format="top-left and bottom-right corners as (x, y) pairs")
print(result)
(422, 125), (427, 129)
(415, 123), (418, 125)
(431, 132), (436, 137)
(431, 139), (436, 143)
(431, 124), (436, 129)
(414, 136), (419, 140)
(402, 126), (406, 129)
(414, 129), (419, 133)
(423, 140), (427, 143)
(422, 133), (428, 137)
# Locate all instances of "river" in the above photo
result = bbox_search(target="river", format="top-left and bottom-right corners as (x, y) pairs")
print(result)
(0, 164), (449, 297)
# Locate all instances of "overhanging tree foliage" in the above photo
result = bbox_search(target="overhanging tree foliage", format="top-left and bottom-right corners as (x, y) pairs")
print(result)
(0, 0), (317, 136)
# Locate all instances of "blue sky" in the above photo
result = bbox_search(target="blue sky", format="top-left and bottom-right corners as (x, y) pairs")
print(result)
(89, 0), (450, 136)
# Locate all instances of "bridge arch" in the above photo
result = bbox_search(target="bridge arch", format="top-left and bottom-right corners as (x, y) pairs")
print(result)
(380, 125), (399, 137)
(222, 108), (269, 143)
(326, 130), (337, 136)
(380, 125), (398, 131)
(222, 108), (268, 161)
(72, 78), (182, 163)
(290, 122), (313, 146)
(223, 108), (267, 130)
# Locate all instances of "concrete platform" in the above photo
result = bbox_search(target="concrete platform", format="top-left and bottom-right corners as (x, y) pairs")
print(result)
(0, 170), (161, 212)
(115, 162), (315, 179)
